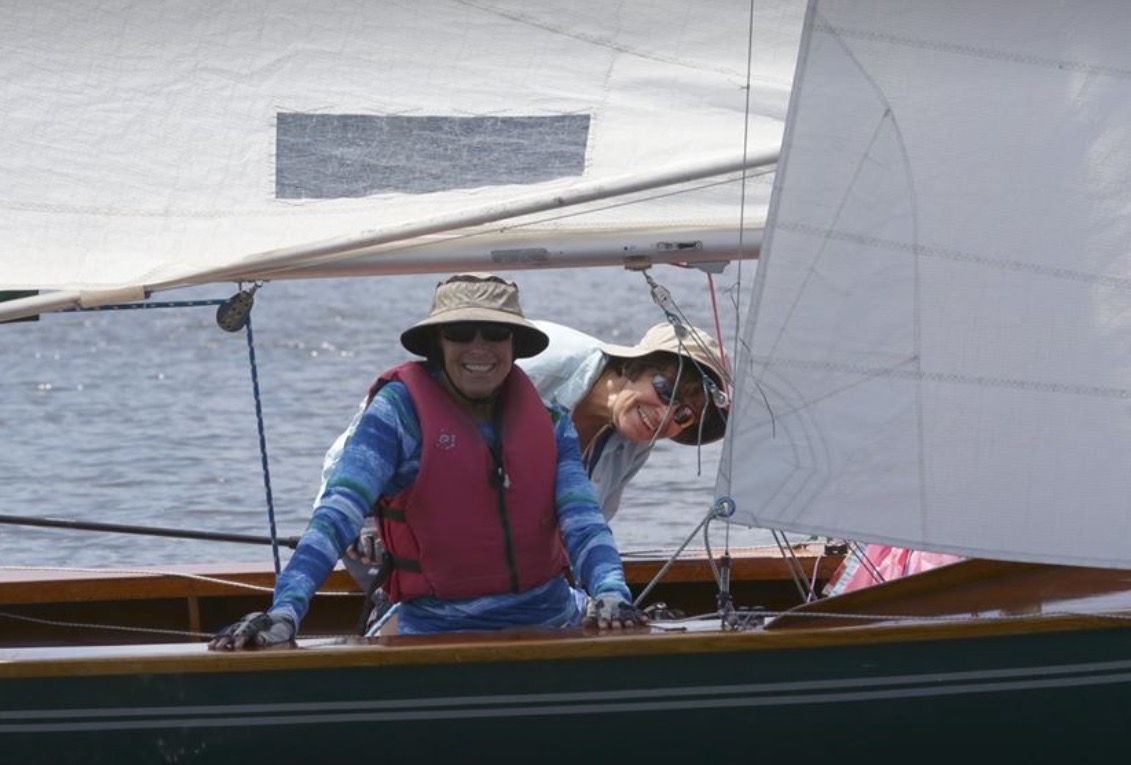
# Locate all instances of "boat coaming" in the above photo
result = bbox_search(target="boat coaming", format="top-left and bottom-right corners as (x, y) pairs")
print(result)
(3, 558), (1131, 764)
(0, 548), (834, 648)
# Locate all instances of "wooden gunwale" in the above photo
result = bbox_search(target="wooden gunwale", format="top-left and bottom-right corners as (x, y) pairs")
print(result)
(4, 596), (1130, 681)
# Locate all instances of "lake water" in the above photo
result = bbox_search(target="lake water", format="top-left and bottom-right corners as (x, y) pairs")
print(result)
(0, 265), (774, 572)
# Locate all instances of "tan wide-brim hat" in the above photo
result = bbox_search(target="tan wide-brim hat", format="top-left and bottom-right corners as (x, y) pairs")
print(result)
(600, 322), (730, 445)
(400, 273), (550, 359)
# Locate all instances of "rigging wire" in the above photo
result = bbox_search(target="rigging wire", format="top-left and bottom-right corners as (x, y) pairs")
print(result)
(0, 564), (358, 594)
(703, 0), (761, 620)
(770, 529), (820, 603)
(628, 266), (743, 622)
(615, 0), (762, 605)
(718, 0), (821, 607)
(713, 0), (757, 524)
(668, 0), (820, 616)
(631, 503), (725, 609)
(61, 290), (286, 577)
(829, 540), (887, 593)
(0, 564), (359, 642)
(621, 0), (825, 624)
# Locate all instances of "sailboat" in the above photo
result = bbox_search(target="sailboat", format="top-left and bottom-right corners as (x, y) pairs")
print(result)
(3, 1), (1131, 763)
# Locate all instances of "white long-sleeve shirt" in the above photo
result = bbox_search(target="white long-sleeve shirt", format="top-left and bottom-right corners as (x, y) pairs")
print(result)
(518, 320), (654, 522)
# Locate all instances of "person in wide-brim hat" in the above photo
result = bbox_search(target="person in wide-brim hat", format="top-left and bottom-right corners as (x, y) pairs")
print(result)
(517, 318), (731, 523)
(598, 322), (728, 446)
(399, 273), (549, 359)
(209, 272), (647, 651)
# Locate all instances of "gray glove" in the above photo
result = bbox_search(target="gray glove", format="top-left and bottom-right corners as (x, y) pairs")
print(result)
(583, 594), (649, 631)
(346, 521), (385, 565)
(208, 611), (296, 651)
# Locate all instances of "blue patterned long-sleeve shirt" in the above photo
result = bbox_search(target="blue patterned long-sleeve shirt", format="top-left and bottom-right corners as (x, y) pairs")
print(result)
(268, 373), (631, 635)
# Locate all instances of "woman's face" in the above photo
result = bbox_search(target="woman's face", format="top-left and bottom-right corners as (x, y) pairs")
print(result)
(438, 323), (515, 400)
(609, 365), (705, 443)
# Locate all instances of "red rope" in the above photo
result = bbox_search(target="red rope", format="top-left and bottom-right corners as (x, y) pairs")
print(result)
(706, 272), (731, 384)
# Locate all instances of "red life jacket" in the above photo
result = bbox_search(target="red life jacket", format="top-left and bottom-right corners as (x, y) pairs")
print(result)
(368, 361), (566, 602)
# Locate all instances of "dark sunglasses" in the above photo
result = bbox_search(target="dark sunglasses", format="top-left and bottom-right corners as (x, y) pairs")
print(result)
(439, 322), (514, 344)
(651, 375), (697, 428)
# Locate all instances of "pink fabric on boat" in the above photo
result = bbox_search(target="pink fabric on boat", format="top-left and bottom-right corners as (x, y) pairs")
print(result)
(826, 544), (964, 596)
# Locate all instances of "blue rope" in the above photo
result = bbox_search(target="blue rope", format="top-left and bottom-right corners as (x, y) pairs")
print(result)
(68, 295), (283, 574)
(243, 310), (282, 575)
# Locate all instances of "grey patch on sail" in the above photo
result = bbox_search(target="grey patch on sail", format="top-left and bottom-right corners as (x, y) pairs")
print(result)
(275, 114), (590, 199)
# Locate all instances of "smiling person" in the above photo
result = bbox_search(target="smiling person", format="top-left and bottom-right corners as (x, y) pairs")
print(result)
(344, 317), (732, 629)
(209, 273), (645, 650)
(517, 319), (730, 522)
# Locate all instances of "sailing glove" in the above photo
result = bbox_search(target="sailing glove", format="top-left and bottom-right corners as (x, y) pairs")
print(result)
(208, 611), (296, 651)
(583, 594), (649, 631)
(346, 523), (385, 565)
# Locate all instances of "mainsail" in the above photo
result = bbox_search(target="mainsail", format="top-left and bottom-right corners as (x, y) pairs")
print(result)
(720, 1), (1131, 568)
(0, 0), (804, 318)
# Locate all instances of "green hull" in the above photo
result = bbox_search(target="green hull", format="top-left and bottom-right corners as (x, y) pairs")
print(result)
(5, 625), (1131, 764)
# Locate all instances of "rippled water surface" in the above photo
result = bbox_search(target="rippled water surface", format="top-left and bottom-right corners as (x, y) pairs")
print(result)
(0, 266), (773, 570)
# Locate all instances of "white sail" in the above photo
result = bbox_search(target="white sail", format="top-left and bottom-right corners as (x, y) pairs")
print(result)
(0, 0), (803, 308)
(721, 1), (1131, 568)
